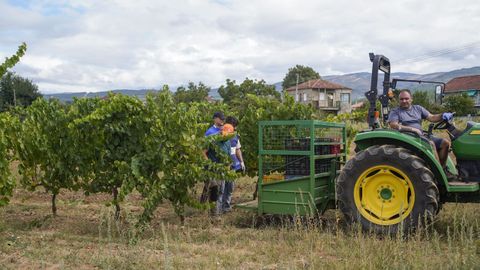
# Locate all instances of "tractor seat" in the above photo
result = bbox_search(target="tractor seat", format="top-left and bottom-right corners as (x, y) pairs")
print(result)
(466, 121), (475, 130)
(462, 121), (476, 134)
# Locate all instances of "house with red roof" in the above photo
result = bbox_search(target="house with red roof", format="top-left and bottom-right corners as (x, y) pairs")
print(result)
(285, 79), (352, 114)
(444, 75), (480, 108)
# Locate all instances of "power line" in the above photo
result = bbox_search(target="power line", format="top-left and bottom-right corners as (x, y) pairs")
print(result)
(396, 41), (480, 64)
(398, 41), (480, 62)
(398, 41), (480, 63)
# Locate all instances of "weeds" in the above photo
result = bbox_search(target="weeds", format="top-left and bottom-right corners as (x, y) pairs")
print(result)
(0, 177), (479, 269)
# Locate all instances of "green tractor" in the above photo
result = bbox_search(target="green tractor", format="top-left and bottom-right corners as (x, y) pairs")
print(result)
(336, 53), (480, 233)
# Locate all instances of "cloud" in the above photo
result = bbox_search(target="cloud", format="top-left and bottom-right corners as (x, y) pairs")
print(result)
(1, 0), (480, 93)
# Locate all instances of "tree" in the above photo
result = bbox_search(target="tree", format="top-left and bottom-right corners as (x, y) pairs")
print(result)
(443, 93), (476, 116)
(412, 90), (430, 108)
(0, 42), (27, 78)
(232, 94), (315, 177)
(412, 90), (444, 114)
(128, 90), (236, 223)
(14, 99), (78, 216)
(0, 113), (18, 206)
(218, 78), (280, 104)
(173, 82), (210, 103)
(281, 65), (321, 90)
(0, 72), (42, 111)
(72, 94), (149, 219)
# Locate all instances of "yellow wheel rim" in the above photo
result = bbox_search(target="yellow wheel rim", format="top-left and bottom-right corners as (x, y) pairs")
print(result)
(353, 165), (415, 226)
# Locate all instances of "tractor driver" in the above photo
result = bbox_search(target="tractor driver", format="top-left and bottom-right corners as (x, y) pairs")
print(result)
(388, 89), (454, 176)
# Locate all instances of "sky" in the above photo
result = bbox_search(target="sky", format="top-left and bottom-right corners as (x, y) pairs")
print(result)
(1, 0), (480, 94)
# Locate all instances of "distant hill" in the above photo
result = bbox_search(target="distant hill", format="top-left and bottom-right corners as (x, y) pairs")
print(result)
(45, 88), (225, 102)
(44, 66), (480, 102)
(43, 89), (160, 102)
(323, 66), (480, 100)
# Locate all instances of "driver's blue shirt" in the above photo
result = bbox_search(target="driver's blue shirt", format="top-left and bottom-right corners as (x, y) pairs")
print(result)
(388, 105), (430, 130)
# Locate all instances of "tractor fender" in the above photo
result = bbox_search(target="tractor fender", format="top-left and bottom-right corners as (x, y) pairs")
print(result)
(353, 130), (449, 187)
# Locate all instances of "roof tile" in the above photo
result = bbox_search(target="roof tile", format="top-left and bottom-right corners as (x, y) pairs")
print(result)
(286, 79), (351, 91)
(444, 75), (480, 92)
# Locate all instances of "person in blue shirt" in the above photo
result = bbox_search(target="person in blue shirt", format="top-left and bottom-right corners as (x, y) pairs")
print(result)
(204, 111), (230, 162)
(201, 111), (232, 215)
(217, 116), (245, 213)
(388, 90), (454, 177)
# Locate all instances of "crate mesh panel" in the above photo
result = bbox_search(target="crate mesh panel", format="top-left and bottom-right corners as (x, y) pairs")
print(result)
(261, 124), (344, 180)
(262, 125), (310, 150)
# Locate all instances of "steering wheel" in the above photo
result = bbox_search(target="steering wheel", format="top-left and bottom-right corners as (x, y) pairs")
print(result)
(433, 112), (455, 130)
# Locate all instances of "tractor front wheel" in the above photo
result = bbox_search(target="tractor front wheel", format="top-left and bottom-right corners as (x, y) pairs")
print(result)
(337, 145), (439, 234)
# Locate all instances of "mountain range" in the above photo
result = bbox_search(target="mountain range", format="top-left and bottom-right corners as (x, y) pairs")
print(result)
(323, 66), (480, 99)
(44, 66), (480, 102)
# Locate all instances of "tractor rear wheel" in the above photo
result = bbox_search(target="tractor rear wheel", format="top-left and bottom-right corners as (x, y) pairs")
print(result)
(337, 145), (439, 234)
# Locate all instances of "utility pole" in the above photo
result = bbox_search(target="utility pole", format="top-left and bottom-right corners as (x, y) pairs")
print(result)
(295, 73), (299, 102)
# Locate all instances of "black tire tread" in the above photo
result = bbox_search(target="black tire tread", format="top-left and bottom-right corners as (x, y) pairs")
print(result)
(336, 145), (439, 234)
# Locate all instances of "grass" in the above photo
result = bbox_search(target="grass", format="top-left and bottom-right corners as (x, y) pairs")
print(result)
(0, 118), (478, 269)
(0, 178), (479, 269)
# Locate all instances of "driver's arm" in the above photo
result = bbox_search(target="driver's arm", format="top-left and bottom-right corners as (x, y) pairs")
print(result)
(389, 121), (401, 130)
(426, 113), (442, 123)
(389, 121), (422, 135)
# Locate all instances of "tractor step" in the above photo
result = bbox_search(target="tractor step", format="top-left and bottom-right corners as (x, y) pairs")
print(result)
(235, 199), (258, 211)
(446, 181), (479, 192)
(448, 181), (478, 186)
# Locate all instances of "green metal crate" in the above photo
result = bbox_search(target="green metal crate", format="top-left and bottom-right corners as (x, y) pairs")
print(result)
(242, 120), (346, 215)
